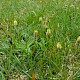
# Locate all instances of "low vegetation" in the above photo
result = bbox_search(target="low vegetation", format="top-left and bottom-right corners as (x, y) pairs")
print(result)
(0, 0), (80, 80)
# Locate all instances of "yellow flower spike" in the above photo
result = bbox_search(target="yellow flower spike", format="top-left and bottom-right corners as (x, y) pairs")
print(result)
(14, 20), (18, 26)
(17, 73), (20, 77)
(39, 17), (42, 22)
(43, 17), (49, 25)
(34, 30), (38, 42)
(66, 32), (68, 37)
(46, 28), (51, 37)
(31, 72), (35, 80)
(77, 36), (80, 44)
(9, 33), (12, 39)
(50, 51), (52, 57)
(57, 42), (62, 49)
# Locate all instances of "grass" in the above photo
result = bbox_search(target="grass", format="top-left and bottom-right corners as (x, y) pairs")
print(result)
(0, 0), (80, 80)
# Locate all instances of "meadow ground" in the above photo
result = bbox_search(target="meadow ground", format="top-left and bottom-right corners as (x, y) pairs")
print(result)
(0, 0), (80, 80)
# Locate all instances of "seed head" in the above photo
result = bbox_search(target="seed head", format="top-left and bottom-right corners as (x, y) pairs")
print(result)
(57, 42), (62, 49)
(39, 17), (42, 22)
(46, 28), (51, 37)
(31, 72), (35, 80)
(34, 30), (38, 41)
(77, 36), (80, 44)
(14, 20), (17, 26)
